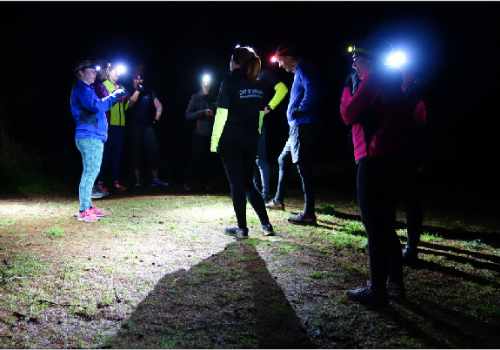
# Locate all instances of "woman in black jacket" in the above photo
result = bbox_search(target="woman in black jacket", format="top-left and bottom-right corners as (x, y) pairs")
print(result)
(211, 46), (274, 239)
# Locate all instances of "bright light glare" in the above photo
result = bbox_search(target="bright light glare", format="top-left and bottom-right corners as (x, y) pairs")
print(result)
(95, 65), (101, 72)
(384, 50), (408, 69)
(115, 64), (127, 76)
(270, 55), (278, 63)
(202, 73), (211, 85)
(347, 45), (354, 53)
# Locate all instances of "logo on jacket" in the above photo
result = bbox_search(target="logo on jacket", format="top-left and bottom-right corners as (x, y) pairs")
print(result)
(239, 89), (263, 99)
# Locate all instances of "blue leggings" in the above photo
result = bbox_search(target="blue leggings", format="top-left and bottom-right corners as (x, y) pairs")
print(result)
(76, 138), (104, 212)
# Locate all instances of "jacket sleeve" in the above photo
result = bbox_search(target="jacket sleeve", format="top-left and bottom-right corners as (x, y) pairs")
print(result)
(340, 76), (378, 126)
(210, 79), (232, 152)
(79, 86), (117, 114)
(185, 95), (206, 120)
(210, 108), (228, 152)
(268, 81), (288, 110)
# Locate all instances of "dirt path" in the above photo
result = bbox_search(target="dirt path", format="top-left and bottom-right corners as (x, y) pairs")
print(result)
(1, 194), (499, 348)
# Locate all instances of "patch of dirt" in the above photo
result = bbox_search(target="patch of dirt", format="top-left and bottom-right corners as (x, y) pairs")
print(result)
(0, 194), (499, 348)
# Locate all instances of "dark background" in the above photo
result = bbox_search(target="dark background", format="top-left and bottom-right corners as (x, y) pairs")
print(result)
(0, 2), (499, 205)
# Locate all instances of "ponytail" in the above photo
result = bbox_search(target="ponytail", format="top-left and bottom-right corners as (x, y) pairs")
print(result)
(232, 47), (261, 81)
(246, 55), (261, 81)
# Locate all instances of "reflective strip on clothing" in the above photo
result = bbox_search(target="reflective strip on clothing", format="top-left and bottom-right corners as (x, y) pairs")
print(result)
(268, 81), (288, 110)
(258, 110), (265, 134)
(210, 108), (229, 152)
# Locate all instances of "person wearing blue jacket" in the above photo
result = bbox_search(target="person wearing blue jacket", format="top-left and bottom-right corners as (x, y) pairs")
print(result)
(266, 44), (320, 225)
(70, 60), (125, 222)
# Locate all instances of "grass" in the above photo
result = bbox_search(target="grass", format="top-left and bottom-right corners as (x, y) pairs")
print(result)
(421, 231), (443, 243)
(45, 226), (65, 239)
(0, 253), (47, 283)
(0, 194), (499, 348)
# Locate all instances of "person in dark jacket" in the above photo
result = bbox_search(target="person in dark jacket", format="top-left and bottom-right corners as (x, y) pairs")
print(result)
(266, 44), (320, 226)
(340, 42), (417, 306)
(128, 72), (168, 188)
(70, 60), (125, 222)
(253, 68), (289, 202)
(401, 69), (428, 263)
(184, 73), (216, 191)
(211, 46), (274, 239)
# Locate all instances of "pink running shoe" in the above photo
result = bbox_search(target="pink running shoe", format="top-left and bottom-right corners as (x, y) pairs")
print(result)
(89, 207), (108, 218)
(77, 209), (99, 222)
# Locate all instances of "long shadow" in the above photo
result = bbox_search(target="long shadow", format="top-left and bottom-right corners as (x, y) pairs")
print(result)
(316, 206), (500, 249)
(418, 241), (500, 264)
(315, 218), (500, 286)
(413, 259), (500, 288)
(107, 242), (314, 348)
(394, 298), (500, 348)
(418, 247), (500, 272)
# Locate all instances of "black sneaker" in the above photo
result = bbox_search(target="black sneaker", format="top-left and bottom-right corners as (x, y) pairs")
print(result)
(402, 246), (419, 265)
(288, 212), (317, 226)
(261, 223), (274, 236)
(346, 286), (388, 306)
(224, 227), (249, 240)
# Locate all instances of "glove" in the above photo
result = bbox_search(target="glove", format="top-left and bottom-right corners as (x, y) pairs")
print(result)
(135, 84), (144, 92)
(111, 88), (126, 98)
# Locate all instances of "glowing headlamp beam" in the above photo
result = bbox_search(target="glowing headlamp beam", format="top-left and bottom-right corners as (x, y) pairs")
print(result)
(202, 74), (211, 85)
(270, 55), (278, 64)
(95, 65), (101, 72)
(384, 50), (408, 69)
(115, 64), (127, 76)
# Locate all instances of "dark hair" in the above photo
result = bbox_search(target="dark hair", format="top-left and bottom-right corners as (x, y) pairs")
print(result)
(73, 59), (94, 77)
(232, 47), (261, 81)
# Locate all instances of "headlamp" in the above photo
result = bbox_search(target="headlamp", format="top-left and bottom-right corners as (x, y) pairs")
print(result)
(115, 64), (127, 76)
(348, 43), (409, 70)
(202, 73), (211, 85)
(384, 50), (408, 70)
(95, 65), (101, 72)
(270, 55), (278, 64)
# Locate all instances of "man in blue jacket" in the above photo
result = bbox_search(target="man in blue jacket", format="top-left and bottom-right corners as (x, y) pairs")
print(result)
(70, 60), (125, 222)
(266, 44), (320, 225)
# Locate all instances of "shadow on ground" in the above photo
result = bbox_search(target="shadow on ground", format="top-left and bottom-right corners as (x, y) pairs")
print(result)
(107, 241), (314, 348)
(316, 205), (500, 249)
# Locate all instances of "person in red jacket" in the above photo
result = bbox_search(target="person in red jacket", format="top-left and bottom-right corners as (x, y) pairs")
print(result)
(340, 42), (417, 306)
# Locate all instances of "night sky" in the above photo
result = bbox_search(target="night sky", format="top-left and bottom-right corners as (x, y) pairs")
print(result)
(1, 1), (499, 200)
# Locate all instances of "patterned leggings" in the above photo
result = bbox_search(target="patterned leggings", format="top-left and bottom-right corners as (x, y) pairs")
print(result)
(75, 138), (104, 212)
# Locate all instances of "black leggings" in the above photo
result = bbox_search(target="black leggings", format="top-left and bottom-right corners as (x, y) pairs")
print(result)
(405, 162), (423, 249)
(221, 142), (270, 229)
(130, 125), (160, 171)
(357, 157), (406, 291)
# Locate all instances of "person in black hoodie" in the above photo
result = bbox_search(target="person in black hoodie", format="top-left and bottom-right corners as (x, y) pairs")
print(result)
(184, 73), (217, 191)
(128, 72), (168, 188)
(211, 46), (274, 239)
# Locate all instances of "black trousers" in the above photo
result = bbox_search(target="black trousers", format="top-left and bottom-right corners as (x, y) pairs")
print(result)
(99, 125), (125, 183)
(357, 157), (408, 291)
(405, 161), (423, 250)
(185, 133), (212, 186)
(220, 140), (270, 229)
(274, 124), (315, 215)
(130, 125), (160, 171)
